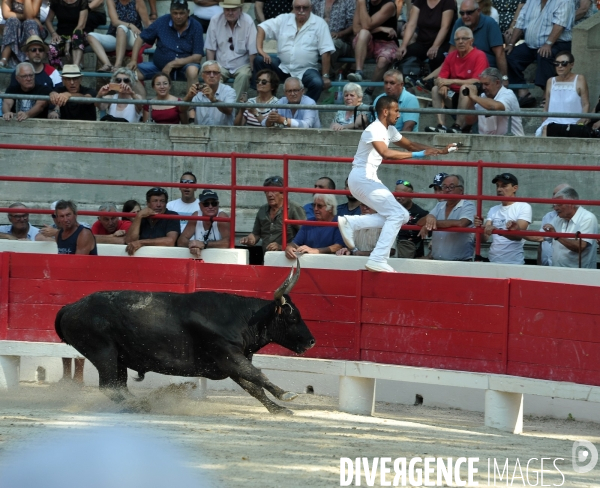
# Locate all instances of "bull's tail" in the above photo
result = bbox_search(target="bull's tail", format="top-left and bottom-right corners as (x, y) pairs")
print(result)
(133, 371), (146, 382)
(54, 306), (70, 345)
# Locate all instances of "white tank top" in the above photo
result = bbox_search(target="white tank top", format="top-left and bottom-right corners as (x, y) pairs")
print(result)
(192, 216), (222, 242)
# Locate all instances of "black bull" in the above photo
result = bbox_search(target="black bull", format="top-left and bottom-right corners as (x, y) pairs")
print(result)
(54, 260), (315, 415)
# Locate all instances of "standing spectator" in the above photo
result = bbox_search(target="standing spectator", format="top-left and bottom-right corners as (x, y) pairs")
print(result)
(312, 0), (355, 67)
(542, 186), (598, 269)
(535, 51), (589, 137)
(91, 203), (132, 244)
(128, 0), (204, 97)
(167, 171), (200, 232)
(55, 199), (96, 386)
(394, 179), (428, 258)
(0, 203), (40, 240)
(303, 176), (336, 219)
(330, 82), (370, 130)
(347, 0), (397, 103)
(49, 64), (97, 120)
(142, 73), (187, 124)
(462, 67), (523, 136)
(205, 0), (257, 100)
(373, 69), (420, 132)
(254, 0), (291, 23)
(87, 0), (150, 73)
(254, 0), (335, 104)
(474, 173), (531, 264)
(191, 0), (221, 30)
(285, 193), (344, 258)
(425, 27), (489, 133)
(505, 0), (575, 108)
(2, 62), (52, 120)
(337, 177), (362, 216)
(0, 0), (49, 66)
(45, 0), (88, 69)
(418, 174), (476, 261)
(185, 60), (237, 126)
(124, 187), (180, 255)
(263, 77), (321, 128)
(177, 189), (231, 256)
(96, 67), (143, 122)
(239, 175), (306, 253)
(8, 35), (62, 89)
(234, 68), (279, 126)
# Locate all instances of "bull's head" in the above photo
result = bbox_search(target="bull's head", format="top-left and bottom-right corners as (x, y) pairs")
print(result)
(271, 259), (315, 353)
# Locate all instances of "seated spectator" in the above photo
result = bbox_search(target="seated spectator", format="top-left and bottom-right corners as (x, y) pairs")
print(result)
(496, 0), (525, 37)
(1, 1), (49, 67)
(167, 171), (200, 231)
(263, 77), (321, 128)
(177, 189), (230, 257)
(97, 68), (143, 122)
(536, 52), (589, 137)
(254, 0), (335, 104)
(542, 186), (598, 269)
(124, 187), (180, 255)
(234, 69), (279, 126)
(122, 199), (141, 221)
(347, 0), (397, 103)
(474, 173), (531, 264)
(331, 82), (370, 131)
(417, 174), (476, 261)
(186, 60), (236, 126)
(462, 67), (523, 136)
(0, 202), (40, 240)
(91, 203), (132, 244)
(336, 202), (382, 256)
(506, 0), (574, 108)
(575, 0), (595, 25)
(142, 73), (187, 124)
(373, 69), (420, 132)
(205, 0), (257, 101)
(128, 0), (204, 97)
(44, 0), (89, 69)
(8, 36), (62, 89)
(240, 175), (306, 253)
(37, 200), (91, 241)
(394, 179), (428, 258)
(87, 0), (150, 73)
(285, 193), (344, 258)
(303, 176), (336, 219)
(337, 177), (362, 216)
(2, 62), (52, 121)
(254, 0), (292, 23)
(49, 64), (97, 121)
(312, 0), (355, 68)
(425, 27), (489, 133)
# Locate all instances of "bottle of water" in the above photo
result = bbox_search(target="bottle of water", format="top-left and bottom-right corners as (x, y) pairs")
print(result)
(334, 71), (344, 105)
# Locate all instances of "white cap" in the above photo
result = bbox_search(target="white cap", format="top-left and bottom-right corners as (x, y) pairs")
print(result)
(50, 201), (59, 211)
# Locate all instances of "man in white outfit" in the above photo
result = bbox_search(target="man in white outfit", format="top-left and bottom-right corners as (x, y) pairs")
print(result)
(338, 96), (457, 273)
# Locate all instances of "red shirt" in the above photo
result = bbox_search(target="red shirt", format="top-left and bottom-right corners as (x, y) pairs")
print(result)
(439, 47), (489, 92)
(91, 219), (132, 235)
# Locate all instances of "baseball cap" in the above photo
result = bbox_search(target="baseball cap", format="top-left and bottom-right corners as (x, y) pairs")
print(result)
(50, 201), (59, 211)
(429, 172), (449, 188)
(199, 189), (218, 202)
(492, 173), (518, 185)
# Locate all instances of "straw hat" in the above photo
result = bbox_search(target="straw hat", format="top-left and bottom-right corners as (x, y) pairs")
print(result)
(219, 0), (243, 8)
(21, 35), (48, 52)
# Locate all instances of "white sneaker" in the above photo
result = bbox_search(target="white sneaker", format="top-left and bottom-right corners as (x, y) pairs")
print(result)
(365, 260), (396, 273)
(338, 216), (355, 250)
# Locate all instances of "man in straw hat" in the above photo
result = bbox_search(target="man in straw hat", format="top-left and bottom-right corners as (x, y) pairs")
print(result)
(49, 65), (97, 121)
(9, 36), (62, 90)
(205, 0), (257, 100)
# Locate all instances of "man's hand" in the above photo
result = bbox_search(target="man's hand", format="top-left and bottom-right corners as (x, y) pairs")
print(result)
(505, 220), (519, 231)
(438, 86), (449, 98)
(39, 225), (59, 238)
(50, 92), (68, 106)
(266, 110), (283, 126)
(126, 60), (137, 71)
(396, 46), (407, 60)
(474, 215), (483, 228)
(463, 84), (478, 99)
(265, 242), (281, 251)
(322, 76), (331, 90)
(240, 234), (256, 246)
(435, 78), (450, 88)
(189, 239), (205, 258)
(126, 240), (143, 256)
(161, 62), (174, 77)
(418, 215), (437, 238)
(48, 110), (60, 120)
(3, 112), (14, 121)
(201, 83), (216, 102)
(184, 83), (199, 101)
(113, 229), (127, 237)
(543, 223), (556, 233)
(138, 207), (156, 218)
(284, 244), (297, 259)
(537, 44), (552, 58)
(295, 245), (318, 254)
(504, 44), (514, 56)
(336, 247), (351, 256)
(259, 52), (272, 64)
(16, 111), (29, 122)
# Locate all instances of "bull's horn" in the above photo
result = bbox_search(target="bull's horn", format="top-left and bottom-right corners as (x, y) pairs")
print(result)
(274, 259), (301, 301)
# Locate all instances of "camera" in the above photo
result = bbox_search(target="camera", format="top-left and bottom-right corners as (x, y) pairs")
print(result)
(462, 82), (483, 96)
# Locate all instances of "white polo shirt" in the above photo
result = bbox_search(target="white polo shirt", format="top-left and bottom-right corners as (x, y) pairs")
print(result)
(475, 86), (524, 136)
(551, 206), (598, 269)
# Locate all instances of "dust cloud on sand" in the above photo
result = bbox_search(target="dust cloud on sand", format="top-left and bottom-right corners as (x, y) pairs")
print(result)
(0, 383), (599, 487)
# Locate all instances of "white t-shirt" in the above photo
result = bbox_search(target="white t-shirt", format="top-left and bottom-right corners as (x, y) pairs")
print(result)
(167, 198), (200, 232)
(475, 86), (524, 136)
(352, 120), (402, 179)
(486, 202), (532, 264)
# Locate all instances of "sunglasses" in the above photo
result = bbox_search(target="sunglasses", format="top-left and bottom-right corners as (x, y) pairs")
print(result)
(228, 37), (234, 51)
(202, 200), (219, 207)
(29, 47), (45, 53)
(150, 187), (168, 195)
(257, 79), (271, 85)
(459, 8), (476, 15)
(115, 77), (130, 83)
(180, 179), (195, 184)
(264, 176), (283, 185)
(396, 179), (411, 186)
(553, 60), (571, 67)
(171, 0), (187, 5)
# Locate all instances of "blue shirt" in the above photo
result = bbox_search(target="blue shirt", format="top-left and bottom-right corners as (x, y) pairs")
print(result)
(450, 14), (503, 67)
(337, 202), (362, 217)
(140, 15), (204, 70)
(293, 217), (344, 249)
(262, 94), (321, 128)
(515, 0), (574, 48)
(303, 202), (315, 220)
(374, 88), (420, 131)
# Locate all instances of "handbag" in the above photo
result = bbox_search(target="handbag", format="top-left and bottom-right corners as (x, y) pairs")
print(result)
(546, 122), (593, 138)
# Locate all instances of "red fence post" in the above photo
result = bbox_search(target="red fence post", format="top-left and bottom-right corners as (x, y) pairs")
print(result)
(0, 252), (9, 340)
(230, 153), (237, 249)
(282, 155), (289, 249)
(475, 160), (484, 258)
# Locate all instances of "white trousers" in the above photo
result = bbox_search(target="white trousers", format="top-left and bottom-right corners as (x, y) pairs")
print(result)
(346, 167), (409, 263)
(88, 26), (136, 51)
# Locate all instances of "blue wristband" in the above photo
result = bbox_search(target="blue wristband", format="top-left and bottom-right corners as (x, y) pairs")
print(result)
(411, 150), (426, 158)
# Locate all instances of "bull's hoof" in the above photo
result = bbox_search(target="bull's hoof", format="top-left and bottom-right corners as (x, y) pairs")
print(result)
(279, 391), (298, 402)
(270, 406), (294, 416)
(121, 397), (151, 413)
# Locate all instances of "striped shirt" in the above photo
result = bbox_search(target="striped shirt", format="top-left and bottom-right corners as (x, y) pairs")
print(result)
(515, 0), (574, 48)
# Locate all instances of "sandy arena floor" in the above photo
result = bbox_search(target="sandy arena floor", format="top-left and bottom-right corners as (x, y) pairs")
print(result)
(0, 382), (599, 487)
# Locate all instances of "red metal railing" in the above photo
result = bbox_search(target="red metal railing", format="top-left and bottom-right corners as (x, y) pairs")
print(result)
(1, 143), (600, 256)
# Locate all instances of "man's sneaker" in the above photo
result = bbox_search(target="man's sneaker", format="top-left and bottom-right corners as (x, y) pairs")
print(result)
(348, 72), (363, 82)
(447, 124), (463, 134)
(365, 260), (396, 273)
(416, 78), (434, 91)
(404, 75), (416, 88)
(425, 124), (447, 133)
(338, 216), (355, 250)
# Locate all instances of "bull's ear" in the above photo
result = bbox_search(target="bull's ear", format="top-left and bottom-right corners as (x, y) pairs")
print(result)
(274, 258), (301, 302)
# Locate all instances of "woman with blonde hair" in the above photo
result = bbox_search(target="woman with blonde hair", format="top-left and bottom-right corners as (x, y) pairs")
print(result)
(97, 67), (143, 122)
